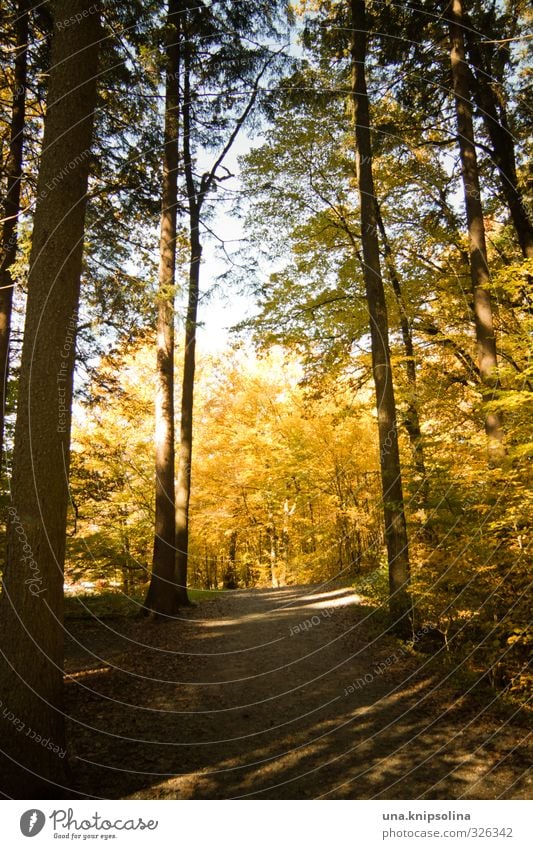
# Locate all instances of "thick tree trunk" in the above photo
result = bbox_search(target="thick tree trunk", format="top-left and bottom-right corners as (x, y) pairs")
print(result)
(144, 0), (180, 617)
(0, 0), (30, 466)
(0, 0), (100, 798)
(448, 0), (505, 463)
(350, 0), (412, 636)
(464, 30), (533, 259)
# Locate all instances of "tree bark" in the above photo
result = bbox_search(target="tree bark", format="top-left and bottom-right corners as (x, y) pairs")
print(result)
(278, 498), (293, 587)
(267, 516), (278, 588)
(144, 0), (181, 617)
(174, 209), (200, 606)
(0, 0), (30, 466)
(223, 530), (238, 589)
(448, 0), (505, 463)
(349, 0), (412, 636)
(0, 0), (100, 797)
(464, 28), (533, 259)
(174, 43), (200, 607)
(173, 11), (267, 604)
(375, 203), (429, 510)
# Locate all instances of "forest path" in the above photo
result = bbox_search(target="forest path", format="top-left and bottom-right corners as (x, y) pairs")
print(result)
(64, 583), (531, 799)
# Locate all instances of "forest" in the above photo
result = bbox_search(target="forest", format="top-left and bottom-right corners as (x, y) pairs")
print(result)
(0, 0), (531, 802)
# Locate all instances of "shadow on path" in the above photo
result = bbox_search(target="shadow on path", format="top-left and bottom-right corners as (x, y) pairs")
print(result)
(64, 584), (531, 799)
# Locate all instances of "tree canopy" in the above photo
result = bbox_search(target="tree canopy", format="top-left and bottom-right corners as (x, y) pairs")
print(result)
(0, 0), (530, 801)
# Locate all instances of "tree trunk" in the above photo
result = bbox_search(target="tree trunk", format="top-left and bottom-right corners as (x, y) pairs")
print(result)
(464, 29), (533, 259)
(144, 0), (181, 617)
(0, 0), (30, 466)
(448, 0), (505, 464)
(0, 0), (100, 797)
(375, 204), (429, 511)
(173, 9), (265, 603)
(266, 507), (278, 587)
(223, 530), (238, 589)
(349, 0), (412, 636)
(278, 498), (293, 587)
(308, 500), (317, 552)
(121, 513), (131, 593)
(174, 213), (200, 607)
(174, 40), (205, 607)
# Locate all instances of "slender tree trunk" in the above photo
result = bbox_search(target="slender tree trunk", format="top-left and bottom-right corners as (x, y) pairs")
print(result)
(278, 498), (292, 587)
(174, 212), (200, 606)
(448, 0), (505, 463)
(173, 13), (266, 603)
(144, 0), (181, 617)
(349, 0), (412, 636)
(224, 530), (238, 589)
(267, 518), (278, 588)
(308, 500), (317, 552)
(464, 30), (533, 259)
(174, 40), (205, 607)
(0, 0), (30, 466)
(0, 0), (100, 798)
(375, 204), (429, 510)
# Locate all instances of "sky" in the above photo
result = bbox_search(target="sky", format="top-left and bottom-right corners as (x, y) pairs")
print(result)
(180, 133), (265, 354)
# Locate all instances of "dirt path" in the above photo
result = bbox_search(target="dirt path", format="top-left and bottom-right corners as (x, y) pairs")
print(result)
(64, 584), (531, 799)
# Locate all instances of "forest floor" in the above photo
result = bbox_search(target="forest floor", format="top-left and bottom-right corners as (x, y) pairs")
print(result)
(64, 583), (531, 799)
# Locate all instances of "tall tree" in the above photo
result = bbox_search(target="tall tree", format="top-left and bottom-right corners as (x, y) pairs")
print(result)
(174, 27), (200, 607)
(349, 0), (412, 635)
(448, 0), (505, 463)
(0, 0), (100, 797)
(0, 0), (30, 466)
(143, 0), (181, 617)
(374, 204), (429, 513)
(174, 1), (285, 604)
(463, 6), (533, 259)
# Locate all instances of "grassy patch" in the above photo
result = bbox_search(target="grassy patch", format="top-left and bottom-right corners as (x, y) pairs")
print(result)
(188, 587), (221, 603)
(64, 587), (222, 620)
